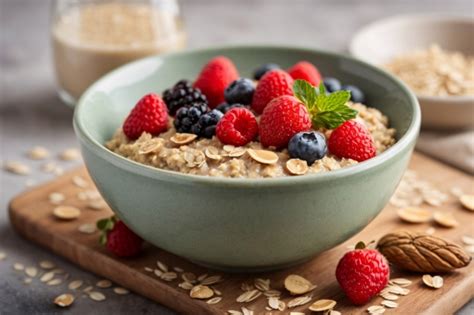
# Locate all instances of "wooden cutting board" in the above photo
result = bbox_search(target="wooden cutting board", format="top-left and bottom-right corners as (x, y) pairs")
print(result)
(8, 152), (474, 315)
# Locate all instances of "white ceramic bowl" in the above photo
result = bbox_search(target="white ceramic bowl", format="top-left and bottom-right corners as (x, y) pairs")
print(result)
(350, 14), (474, 130)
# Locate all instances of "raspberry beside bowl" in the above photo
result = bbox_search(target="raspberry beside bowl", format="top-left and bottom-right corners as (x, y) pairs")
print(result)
(74, 46), (420, 271)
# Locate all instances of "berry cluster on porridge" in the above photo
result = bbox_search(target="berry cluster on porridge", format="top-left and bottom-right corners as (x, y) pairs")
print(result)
(106, 56), (396, 178)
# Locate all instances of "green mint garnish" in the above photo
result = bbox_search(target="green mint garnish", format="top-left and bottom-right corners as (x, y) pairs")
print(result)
(293, 79), (358, 129)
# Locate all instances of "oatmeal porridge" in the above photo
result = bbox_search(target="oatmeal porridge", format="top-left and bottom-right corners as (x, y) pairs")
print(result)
(106, 57), (396, 178)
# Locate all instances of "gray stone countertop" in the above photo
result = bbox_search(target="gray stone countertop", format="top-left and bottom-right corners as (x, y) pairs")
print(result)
(1, 0), (472, 313)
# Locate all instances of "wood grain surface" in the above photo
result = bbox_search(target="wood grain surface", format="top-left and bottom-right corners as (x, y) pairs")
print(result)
(8, 152), (474, 315)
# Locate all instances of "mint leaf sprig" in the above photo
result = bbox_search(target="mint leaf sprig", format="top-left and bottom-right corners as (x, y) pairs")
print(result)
(293, 79), (358, 129)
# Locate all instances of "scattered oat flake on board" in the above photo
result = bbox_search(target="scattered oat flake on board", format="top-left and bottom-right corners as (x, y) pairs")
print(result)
(241, 307), (254, 315)
(397, 207), (432, 223)
(23, 277), (32, 284)
(178, 281), (194, 290)
(25, 266), (38, 277)
(268, 296), (280, 309)
(227, 311), (243, 315)
(13, 263), (24, 271)
(425, 227), (436, 235)
(381, 300), (398, 308)
(290, 312), (306, 315)
(380, 292), (399, 301)
(68, 279), (83, 290)
(284, 274), (316, 295)
(460, 195), (474, 211)
(53, 206), (81, 220)
(27, 146), (50, 160)
(433, 211), (459, 228)
(89, 291), (106, 301)
(309, 299), (336, 312)
(41, 162), (57, 173)
(200, 275), (222, 286)
(161, 272), (178, 281)
(40, 271), (55, 282)
(287, 295), (312, 308)
(83, 286), (93, 292)
(390, 278), (412, 287)
(72, 175), (88, 188)
(236, 289), (261, 303)
(462, 235), (474, 245)
(182, 272), (196, 283)
(206, 297), (222, 304)
(465, 245), (474, 254)
(173, 266), (184, 273)
(48, 192), (65, 205)
(254, 278), (270, 291)
(190, 285), (214, 299)
(48, 278), (63, 286)
(368, 305), (386, 314)
(114, 287), (130, 295)
(96, 279), (112, 288)
(54, 293), (75, 307)
(39, 262), (55, 273)
(157, 260), (168, 272)
(87, 200), (107, 210)
(4, 161), (30, 175)
(59, 148), (81, 161)
(144, 267), (153, 272)
(0, 252), (6, 260)
(263, 289), (281, 297)
(78, 223), (97, 234)
(422, 274), (443, 289)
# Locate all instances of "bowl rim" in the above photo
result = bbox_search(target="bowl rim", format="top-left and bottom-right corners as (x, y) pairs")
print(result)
(349, 13), (474, 103)
(74, 44), (420, 187)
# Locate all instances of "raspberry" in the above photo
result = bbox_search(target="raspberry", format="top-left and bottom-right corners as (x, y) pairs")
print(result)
(193, 56), (239, 108)
(328, 120), (376, 162)
(251, 69), (294, 114)
(162, 80), (207, 115)
(287, 61), (322, 86)
(336, 248), (390, 305)
(97, 217), (143, 258)
(259, 95), (311, 148)
(216, 108), (258, 146)
(123, 93), (169, 140)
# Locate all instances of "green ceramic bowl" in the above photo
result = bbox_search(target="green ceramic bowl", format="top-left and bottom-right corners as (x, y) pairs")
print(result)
(74, 46), (420, 271)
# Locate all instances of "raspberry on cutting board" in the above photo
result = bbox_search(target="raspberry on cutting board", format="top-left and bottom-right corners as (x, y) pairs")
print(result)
(97, 217), (143, 258)
(336, 243), (390, 305)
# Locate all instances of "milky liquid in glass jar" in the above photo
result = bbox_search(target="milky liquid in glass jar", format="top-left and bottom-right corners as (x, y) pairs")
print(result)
(51, 0), (186, 105)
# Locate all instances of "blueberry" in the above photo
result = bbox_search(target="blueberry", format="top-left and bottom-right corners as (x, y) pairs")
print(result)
(323, 77), (342, 93)
(224, 78), (255, 105)
(253, 63), (280, 80)
(342, 84), (365, 103)
(215, 102), (245, 114)
(288, 131), (327, 165)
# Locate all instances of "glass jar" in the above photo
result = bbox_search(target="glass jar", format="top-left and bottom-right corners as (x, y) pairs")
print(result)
(51, 0), (186, 106)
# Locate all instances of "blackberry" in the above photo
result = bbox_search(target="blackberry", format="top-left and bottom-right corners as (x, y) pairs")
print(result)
(174, 102), (209, 133)
(215, 102), (245, 114)
(163, 80), (207, 115)
(191, 109), (224, 138)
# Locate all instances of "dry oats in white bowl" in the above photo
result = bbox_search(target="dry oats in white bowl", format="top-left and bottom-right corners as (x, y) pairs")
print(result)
(350, 14), (474, 130)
